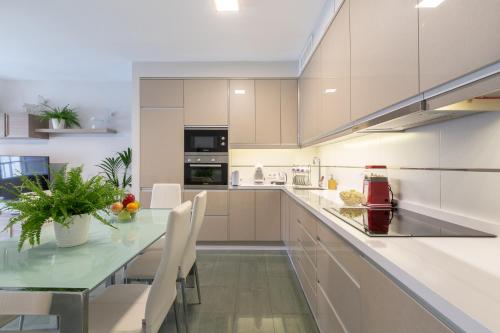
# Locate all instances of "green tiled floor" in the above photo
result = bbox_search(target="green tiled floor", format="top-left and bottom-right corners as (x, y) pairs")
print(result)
(162, 250), (319, 333)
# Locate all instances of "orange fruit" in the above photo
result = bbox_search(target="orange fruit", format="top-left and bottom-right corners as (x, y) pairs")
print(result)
(126, 202), (139, 213)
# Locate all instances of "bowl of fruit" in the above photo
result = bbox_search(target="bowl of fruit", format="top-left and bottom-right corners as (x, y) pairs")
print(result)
(111, 193), (141, 222)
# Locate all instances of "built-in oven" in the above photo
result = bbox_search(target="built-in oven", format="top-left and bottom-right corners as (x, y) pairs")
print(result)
(184, 155), (228, 189)
(184, 127), (228, 154)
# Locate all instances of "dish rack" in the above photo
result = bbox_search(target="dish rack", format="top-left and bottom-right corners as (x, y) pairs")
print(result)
(292, 166), (312, 186)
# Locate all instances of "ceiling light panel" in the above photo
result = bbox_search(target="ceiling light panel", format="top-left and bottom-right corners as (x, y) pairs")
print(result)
(215, 0), (239, 12)
(416, 0), (445, 8)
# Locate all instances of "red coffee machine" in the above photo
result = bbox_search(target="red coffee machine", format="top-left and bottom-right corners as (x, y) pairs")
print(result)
(363, 165), (392, 208)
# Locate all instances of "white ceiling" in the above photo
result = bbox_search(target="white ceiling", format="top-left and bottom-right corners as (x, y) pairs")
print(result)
(0, 0), (326, 81)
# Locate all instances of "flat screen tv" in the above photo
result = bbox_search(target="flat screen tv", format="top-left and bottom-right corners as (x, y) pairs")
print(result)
(0, 156), (50, 200)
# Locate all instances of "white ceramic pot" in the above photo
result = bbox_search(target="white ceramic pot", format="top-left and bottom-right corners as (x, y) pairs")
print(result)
(53, 214), (91, 247)
(51, 118), (65, 129)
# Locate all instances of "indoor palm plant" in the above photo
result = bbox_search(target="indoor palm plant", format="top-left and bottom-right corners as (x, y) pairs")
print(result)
(97, 148), (132, 188)
(2, 166), (123, 250)
(40, 104), (81, 129)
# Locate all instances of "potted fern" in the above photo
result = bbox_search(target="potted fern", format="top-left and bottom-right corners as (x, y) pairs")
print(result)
(2, 166), (123, 249)
(40, 104), (81, 129)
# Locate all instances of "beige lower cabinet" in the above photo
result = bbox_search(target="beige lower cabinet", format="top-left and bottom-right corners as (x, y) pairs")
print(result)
(283, 193), (453, 333)
(317, 240), (361, 333)
(317, 285), (346, 333)
(229, 190), (256, 241)
(198, 216), (228, 241)
(280, 192), (290, 245)
(360, 258), (453, 333)
(255, 190), (281, 241)
(183, 190), (229, 241)
(140, 108), (184, 188)
(229, 190), (282, 241)
(140, 190), (152, 209)
(183, 190), (228, 216)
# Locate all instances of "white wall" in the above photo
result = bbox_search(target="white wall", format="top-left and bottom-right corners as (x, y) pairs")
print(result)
(0, 80), (132, 178)
(316, 112), (500, 233)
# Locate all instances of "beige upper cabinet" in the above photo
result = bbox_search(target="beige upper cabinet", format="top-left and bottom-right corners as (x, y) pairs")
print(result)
(280, 80), (298, 145)
(300, 46), (322, 144)
(229, 80), (256, 144)
(350, 0), (419, 121)
(255, 190), (281, 241)
(140, 79), (184, 108)
(140, 108), (184, 188)
(320, 0), (351, 134)
(184, 79), (228, 126)
(255, 80), (281, 145)
(419, 0), (500, 91)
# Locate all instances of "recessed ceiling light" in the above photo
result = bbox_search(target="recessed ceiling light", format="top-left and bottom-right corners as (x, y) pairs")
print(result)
(324, 88), (337, 94)
(416, 0), (445, 8)
(215, 0), (239, 12)
(234, 89), (246, 95)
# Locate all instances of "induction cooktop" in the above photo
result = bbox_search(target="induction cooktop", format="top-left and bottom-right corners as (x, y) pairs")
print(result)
(323, 206), (496, 237)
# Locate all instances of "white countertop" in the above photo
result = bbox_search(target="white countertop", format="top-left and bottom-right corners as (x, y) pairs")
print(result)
(229, 183), (500, 333)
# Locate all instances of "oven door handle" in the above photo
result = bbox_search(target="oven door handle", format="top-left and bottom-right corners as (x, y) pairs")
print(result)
(189, 164), (222, 168)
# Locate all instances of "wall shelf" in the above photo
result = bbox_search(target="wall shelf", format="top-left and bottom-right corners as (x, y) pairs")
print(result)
(35, 128), (117, 134)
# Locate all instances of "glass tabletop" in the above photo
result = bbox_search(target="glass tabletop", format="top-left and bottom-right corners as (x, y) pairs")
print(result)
(0, 209), (171, 290)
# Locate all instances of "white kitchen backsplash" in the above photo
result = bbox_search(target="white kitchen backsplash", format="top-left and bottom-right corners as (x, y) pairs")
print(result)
(230, 147), (318, 185)
(316, 112), (500, 233)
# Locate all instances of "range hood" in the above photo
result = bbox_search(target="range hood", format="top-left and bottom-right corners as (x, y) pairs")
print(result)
(355, 72), (500, 133)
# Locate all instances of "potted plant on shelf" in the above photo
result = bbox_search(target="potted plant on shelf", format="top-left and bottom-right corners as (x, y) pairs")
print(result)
(1, 166), (123, 250)
(40, 104), (81, 129)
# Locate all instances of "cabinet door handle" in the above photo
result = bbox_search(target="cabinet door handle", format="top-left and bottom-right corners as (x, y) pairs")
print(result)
(4, 114), (8, 137)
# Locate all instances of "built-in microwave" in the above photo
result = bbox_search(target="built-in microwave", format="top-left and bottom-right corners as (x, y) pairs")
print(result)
(184, 155), (228, 189)
(184, 127), (228, 154)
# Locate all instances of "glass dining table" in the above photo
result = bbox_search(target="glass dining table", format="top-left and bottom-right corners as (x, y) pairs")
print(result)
(0, 209), (171, 332)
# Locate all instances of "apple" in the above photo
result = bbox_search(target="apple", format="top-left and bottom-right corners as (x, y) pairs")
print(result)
(122, 193), (136, 207)
(111, 202), (124, 214)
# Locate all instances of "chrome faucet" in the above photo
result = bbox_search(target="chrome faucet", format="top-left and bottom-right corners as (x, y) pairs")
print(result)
(313, 157), (322, 188)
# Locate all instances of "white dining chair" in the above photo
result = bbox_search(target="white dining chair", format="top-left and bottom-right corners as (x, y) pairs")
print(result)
(150, 184), (182, 209)
(0, 293), (56, 333)
(145, 183), (182, 252)
(89, 201), (192, 333)
(125, 191), (207, 317)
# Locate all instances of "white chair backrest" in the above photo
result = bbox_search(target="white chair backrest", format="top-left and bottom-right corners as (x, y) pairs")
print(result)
(180, 191), (207, 276)
(145, 201), (191, 333)
(150, 184), (181, 209)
